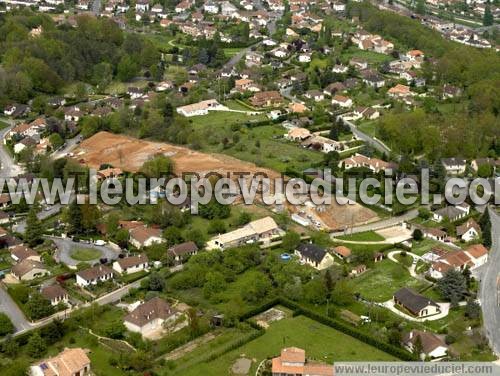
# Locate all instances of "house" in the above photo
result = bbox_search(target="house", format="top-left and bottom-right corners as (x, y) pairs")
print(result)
(41, 284), (69, 306)
(349, 57), (368, 70)
(129, 226), (164, 248)
(95, 167), (123, 181)
(331, 95), (352, 108)
(156, 81), (174, 92)
(249, 91), (283, 108)
(76, 265), (114, 287)
(388, 84), (412, 98)
(298, 53), (312, 63)
(333, 246), (351, 261)
(11, 260), (49, 281)
(64, 107), (83, 122)
(167, 241), (199, 263)
(374, 252), (384, 262)
(339, 154), (395, 173)
(419, 226), (447, 242)
(113, 254), (149, 274)
(464, 244), (489, 268)
(271, 347), (332, 376)
(471, 158), (499, 173)
(354, 107), (380, 120)
(176, 99), (223, 117)
(286, 128), (311, 142)
(393, 287), (440, 317)
(124, 297), (179, 336)
(432, 205), (468, 223)
(363, 74), (385, 88)
(234, 78), (258, 93)
(0, 211), (9, 225)
(441, 158), (466, 175)
(30, 348), (91, 376)
(332, 64), (348, 74)
(442, 84), (462, 99)
(456, 219), (481, 242)
(406, 49), (425, 61)
(402, 330), (448, 359)
(208, 216), (281, 250)
(10, 245), (40, 263)
(304, 90), (324, 102)
(175, 0), (191, 12)
(295, 243), (334, 270)
(14, 137), (37, 154)
(204, 1), (219, 13)
(301, 135), (343, 153)
(323, 82), (346, 96)
(245, 51), (264, 67)
(289, 102), (308, 113)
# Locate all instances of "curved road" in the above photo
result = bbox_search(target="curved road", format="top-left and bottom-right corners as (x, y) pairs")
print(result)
(479, 207), (500, 356)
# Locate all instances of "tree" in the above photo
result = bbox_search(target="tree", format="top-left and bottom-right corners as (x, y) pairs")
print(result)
(49, 133), (64, 150)
(140, 155), (173, 178)
(416, 0), (426, 15)
(412, 229), (423, 241)
(479, 209), (492, 247)
(26, 293), (54, 320)
(0, 313), (14, 337)
(281, 231), (301, 252)
(477, 163), (493, 178)
(117, 55), (139, 82)
(483, 4), (494, 26)
(203, 271), (226, 299)
(437, 269), (468, 306)
(163, 226), (184, 246)
(148, 272), (165, 291)
(2, 335), (19, 356)
(465, 298), (480, 319)
(26, 332), (46, 357)
(66, 201), (83, 235)
(199, 200), (231, 219)
(187, 307), (200, 336)
(413, 334), (423, 357)
(25, 207), (43, 247)
(304, 278), (328, 304)
(236, 211), (251, 226)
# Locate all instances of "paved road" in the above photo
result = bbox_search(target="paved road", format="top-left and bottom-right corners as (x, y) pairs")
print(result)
(52, 134), (83, 160)
(0, 120), (24, 178)
(479, 207), (500, 356)
(50, 237), (120, 267)
(0, 283), (31, 332)
(330, 208), (418, 237)
(13, 204), (63, 234)
(91, 0), (101, 14)
(339, 117), (392, 155)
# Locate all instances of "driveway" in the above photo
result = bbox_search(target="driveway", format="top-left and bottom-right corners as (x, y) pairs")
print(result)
(0, 283), (31, 332)
(387, 250), (425, 278)
(49, 237), (120, 267)
(382, 299), (451, 322)
(479, 207), (500, 356)
(52, 134), (83, 160)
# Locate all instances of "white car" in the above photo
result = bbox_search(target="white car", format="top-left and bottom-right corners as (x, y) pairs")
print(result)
(95, 240), (106, 246)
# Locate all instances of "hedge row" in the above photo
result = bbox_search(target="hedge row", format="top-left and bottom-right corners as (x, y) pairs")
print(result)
(278, 298), (417, 361)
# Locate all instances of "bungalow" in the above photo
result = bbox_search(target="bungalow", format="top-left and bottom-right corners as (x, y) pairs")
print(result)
(14, 137), (37, 154)
(41, 284), (69, 306)
(464, 244), (489, 268)
(249, 91), (283, 108)
(156, 81), (174, 92)
(339, 154), (395, 173)
(64, 107), (83, 122)
(127, 87), (143, 99)
(11, 260), (49, 281)
(76, 265), (114, 287)
(354, 107), (380, 120)
(441, 158), (466, 175)
(456, 219), (481, 242)
(349, 57), (368, 70)
(10, 245), (40, 263)
(332, 246), (351, 261)
(471, 158), (499, 173)
(388, 84), (413, 98)
(301, 135), (343, 153)
(295, 243), (334, 270)
(393, 287), (440, 317)
(245, 51), (264, 67)
(208, 216), (281, 250)
(286, 128), (311, 142)
(363, 74), (385, 88)
(30, 348), (91, 376)
(234, 78), (258, 93)
(167, 241), (199, 263)
(112, 254), (149, 274)
(331, 95), (352, 108)
(124, 297), (179, 336)
(129, 226), (164, 248)
(402, 330), (448, 359)
(175, 0), (191, 12)
(442, 84), (462, 99)
(406, 49), (425, 61)
(323, 82), (346, 96)
(304, 90), (324, 102)
(432, 205), (468, 223)
(176, 99), (223, 117)
(332, 64), (348, 74)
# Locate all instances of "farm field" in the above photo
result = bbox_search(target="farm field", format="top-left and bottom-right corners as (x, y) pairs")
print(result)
(176, 315), (398, 376)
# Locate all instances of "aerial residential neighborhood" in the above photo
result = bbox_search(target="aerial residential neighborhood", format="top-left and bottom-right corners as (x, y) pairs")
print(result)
(0, 0), (498, 375)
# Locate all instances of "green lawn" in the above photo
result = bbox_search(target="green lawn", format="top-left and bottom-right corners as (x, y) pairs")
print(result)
(223, 47), (244, 57)
(336, 231), (385, 242)
(347, 259), (431, 302)
(357, 120), (378, 138)
(343, 47), (392, 65)
(70, 248), (102, 261)
(177, 315), (397, 376)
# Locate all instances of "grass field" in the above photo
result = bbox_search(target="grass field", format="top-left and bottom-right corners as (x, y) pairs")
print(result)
(70, 247), (101, 261)
(347, 259), (431, 302)
(177, 315), (397, 375)
(343, 47), (392, 65)
(336, 231), (385, 242)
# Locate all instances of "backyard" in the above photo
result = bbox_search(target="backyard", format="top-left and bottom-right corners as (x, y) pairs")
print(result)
(174, 314), (397, 376)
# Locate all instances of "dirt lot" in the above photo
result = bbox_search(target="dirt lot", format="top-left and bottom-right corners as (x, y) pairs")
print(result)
(313, 200), (379, 231)
(73, 131), (280, 179)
